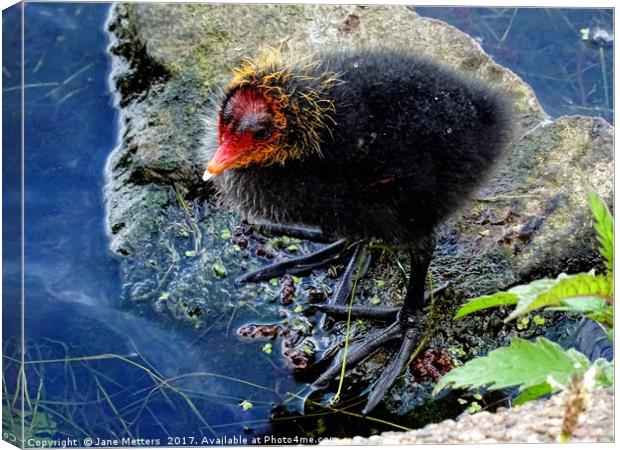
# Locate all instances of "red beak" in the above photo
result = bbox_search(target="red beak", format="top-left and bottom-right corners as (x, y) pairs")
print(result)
(203, 142), (240, 181)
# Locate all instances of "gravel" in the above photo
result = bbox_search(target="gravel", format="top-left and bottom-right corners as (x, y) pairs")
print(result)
(321, 388), (613, 444)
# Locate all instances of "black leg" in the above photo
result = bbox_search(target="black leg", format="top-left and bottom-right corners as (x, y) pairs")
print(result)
(319, 241), (370, 329)
(314, 282), (447, 321)
(400, 242), (434, 319)
(309, 237), (436, 415)
(361, 240), (433, 414)
(251, 220), (330, 242)
(235, 238), (349, 284)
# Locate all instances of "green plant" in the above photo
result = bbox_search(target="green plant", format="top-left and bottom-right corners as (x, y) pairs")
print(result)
(433, 337), (612, 405)
(434, 183), (614, 406)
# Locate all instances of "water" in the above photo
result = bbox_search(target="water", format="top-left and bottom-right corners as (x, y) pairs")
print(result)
(414, 7), (613, 123)
(2, 3), (614, 445)
(22, 3), (120, 308)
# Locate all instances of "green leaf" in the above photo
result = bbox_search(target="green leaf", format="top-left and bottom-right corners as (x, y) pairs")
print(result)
(455, 277), (558, 320)
(586, 183), (614, 273)
(454, 292), (518, 319)
(220, 230), (232, 239)
(433, 337), (591, 396)
(513, 382), (552, 406)
(589, 358), (614, 388)
(506, 273), (612, 322)
(547, 297), (613, 327)
(516, 316), (529, 330)
(548, 296), (608, 313)
(467, 401), (482, 414)
(503, 278), (561, 321)
(262, 343), (273, 354)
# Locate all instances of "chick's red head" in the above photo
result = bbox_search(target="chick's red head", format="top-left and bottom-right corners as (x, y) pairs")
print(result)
(203, 49), (341, 182)
(205, 86), (285, 179)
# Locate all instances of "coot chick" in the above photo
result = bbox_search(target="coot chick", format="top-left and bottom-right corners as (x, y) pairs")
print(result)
(202, 48), (513, 413)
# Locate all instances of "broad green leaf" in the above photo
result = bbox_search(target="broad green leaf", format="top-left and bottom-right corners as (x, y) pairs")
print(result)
(547, 297), (614, 328)
(454, 292), (518, 319)
(433, 337), (591, 396)
(455, 278), (558, 320)
(513, 382), (552, 406)
(558, 296), (609, 312)
(506, 273), (612, 322)
(586, 184), (614, 273)
(502, 277), (563, 321)
(546, 296), (613, 327)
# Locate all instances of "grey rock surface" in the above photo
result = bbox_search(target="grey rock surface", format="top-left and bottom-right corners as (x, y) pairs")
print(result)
(103, 2), (613, 430)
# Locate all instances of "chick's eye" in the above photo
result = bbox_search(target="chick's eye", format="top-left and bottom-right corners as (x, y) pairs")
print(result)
(253, 126), (270, 141)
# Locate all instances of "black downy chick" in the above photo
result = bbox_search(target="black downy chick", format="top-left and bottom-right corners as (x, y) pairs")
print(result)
(203, 48), (514, 414)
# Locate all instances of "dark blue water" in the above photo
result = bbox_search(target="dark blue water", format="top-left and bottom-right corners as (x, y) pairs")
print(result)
(2, 3), (614, 445)
(22, 3), (120, 308)
(415, 7), (613, 123)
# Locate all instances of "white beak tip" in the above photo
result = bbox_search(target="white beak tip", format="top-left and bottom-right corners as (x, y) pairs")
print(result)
(202, 169), (215, 182)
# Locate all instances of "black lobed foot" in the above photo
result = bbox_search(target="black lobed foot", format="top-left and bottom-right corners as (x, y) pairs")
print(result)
(235, 221), (438, 415)
(235, 220), (364, 284)
(309, 241), (437, 414)
(318, 241), (370, 329)
(363, 310), (419, 414)
(251, 221), (331, 243)
(309, 314), (421, 414)
(310, 308), (422, 415)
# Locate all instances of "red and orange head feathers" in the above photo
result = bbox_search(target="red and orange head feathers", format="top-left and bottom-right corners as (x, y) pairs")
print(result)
(206, 86), (285, 176)
(204, 48), (342, 181)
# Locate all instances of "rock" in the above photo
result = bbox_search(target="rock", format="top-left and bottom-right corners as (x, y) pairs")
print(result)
(320, 388), (614, 444)
(103, 1), (613, 429)
(432, 114), (613, 300)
